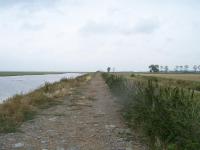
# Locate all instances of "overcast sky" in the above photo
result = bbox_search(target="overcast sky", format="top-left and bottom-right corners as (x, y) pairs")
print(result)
(0, 0), (199, 72)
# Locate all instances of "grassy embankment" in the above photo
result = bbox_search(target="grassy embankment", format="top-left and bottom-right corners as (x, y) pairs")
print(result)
(0, 74), (91, 133)
(102, 73), (200, 150)
(0, 71), (66, 76)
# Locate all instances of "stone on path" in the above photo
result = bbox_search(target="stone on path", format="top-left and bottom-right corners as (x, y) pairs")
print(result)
(13, 143), (24, 148)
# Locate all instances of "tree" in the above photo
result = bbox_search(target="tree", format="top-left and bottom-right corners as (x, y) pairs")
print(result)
(193, 65), (198, 72)
(184, 65), (189, 72)
(149, 65), (159, 72)
(164, 66), (169, 72)
(198, 65), (200, 72)
(160, 66), (163, 72)
(107, 67), (111, 73)
(180, 66), (183, 72)
(175, 66), (179, 72)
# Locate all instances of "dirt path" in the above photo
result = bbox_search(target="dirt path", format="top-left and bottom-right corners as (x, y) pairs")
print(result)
(0, 74), (145, 150)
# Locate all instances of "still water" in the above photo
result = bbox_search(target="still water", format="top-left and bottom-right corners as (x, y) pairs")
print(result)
(0, 73), (82, 103)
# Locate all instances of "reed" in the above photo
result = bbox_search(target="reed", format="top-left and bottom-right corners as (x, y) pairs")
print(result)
(102, 73), (200, 150)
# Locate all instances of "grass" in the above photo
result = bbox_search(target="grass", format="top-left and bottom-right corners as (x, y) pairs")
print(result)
(0, 74), (90, 133)
(0, 71), (66, 76)
(139, 73), (200, 82)
(126, 73), (200, 92)
(102, 73), (200, 150)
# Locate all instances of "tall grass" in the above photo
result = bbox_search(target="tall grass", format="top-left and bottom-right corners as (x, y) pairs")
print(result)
(0, 74), (89, 133)
(135, 75), (200, 92)
(102, 73), (200, 150)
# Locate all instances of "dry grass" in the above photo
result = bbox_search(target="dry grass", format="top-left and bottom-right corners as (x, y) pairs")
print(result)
(103, 73), (200, 149)
(139, 73), (200, 82)
(0, 74), (90, 133)
(124, 73), (200, 92)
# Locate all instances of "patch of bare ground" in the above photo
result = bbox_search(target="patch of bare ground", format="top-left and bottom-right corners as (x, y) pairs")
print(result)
(0, 73), (146, 150)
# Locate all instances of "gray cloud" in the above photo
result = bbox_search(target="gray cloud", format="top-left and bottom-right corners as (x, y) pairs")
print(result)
(21, 22), (45, 31)
(0, 0), (61, 14)
(0, 0), (57, 7)
(79, 19), (160, 36)
(0, 0), (83, 9)
(0, 0), (199, 71)
(132, 19), (160, 34)
(79, 21), (116, 35)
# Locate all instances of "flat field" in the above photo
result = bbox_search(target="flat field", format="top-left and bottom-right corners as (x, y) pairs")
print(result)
(138, 73), (200, 82)
(119, 72), (200, 91)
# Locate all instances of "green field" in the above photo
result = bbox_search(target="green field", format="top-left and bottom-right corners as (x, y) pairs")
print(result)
(0, 71), (66, 76)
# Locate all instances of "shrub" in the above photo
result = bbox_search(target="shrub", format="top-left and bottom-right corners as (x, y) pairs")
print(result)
(0, 95), (36, 133)
(102, 73), (200, 150)
(130, 73), (136, 77)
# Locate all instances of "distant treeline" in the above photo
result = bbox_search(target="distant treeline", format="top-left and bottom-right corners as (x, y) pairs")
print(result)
(149, 65), (200, 73)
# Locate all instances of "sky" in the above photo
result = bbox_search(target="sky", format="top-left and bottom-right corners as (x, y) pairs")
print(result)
(0, 0), (199, 72)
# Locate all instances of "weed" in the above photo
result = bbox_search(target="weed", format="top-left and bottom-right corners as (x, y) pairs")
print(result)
(102, 73), (200, 150)
(0, 74), (88, 133)
(130, 73), (136, 77)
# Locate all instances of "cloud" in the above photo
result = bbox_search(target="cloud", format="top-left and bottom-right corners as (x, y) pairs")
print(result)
(131, 19), (160, 34)
(0, 0), (199, 71)
(0, 0), (84, 9)
(0, 0), (57, 7)
(79, 19), (160, 36)
(0, 0), (61, 14)
(79, 21), (116, 35)
(20, 22), (45, 31)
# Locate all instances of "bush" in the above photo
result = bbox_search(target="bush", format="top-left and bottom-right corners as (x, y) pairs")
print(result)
(102, 73), (200, 150)
(130, 73), (136, 77)
(0, 95), (36, 133)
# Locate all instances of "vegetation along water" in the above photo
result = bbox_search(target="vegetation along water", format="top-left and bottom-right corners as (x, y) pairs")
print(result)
(102, 73), (200, 150)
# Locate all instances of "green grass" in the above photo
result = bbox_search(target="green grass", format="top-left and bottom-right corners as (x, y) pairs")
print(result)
(0, 71), (66, 76)
(0, 74), (90, 133)
(102, 73), (200, 150)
